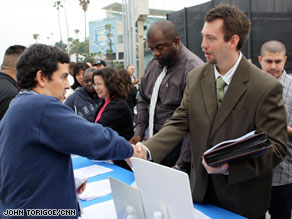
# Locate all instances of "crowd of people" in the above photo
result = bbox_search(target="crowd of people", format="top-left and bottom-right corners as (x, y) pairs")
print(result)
(0, 3), (291, 219)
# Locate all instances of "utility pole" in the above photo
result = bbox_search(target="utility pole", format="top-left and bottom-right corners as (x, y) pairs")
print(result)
(122, 0), (149, 79)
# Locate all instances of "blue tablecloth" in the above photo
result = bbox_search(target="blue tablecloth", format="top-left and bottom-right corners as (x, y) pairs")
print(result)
(72, 156), (246, 219)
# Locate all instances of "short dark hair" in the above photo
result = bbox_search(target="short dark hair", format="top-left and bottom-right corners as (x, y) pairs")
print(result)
(260, 40), (286, 57)
(16, 44), (70, 90)
(92, 67), (127, 98)
(71, 62), (89, 90)
(205, 4), (251, 50)
(1, 45), (26, 69)
(84, 67), (96, 76)
(4, 45), (26, 56)
(147, 20), (178, 41)
(93, 60), (106, 67)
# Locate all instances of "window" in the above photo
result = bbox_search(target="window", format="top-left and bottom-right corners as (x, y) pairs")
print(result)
(106, 52), (116, 60)
(118, 52), (124, 60)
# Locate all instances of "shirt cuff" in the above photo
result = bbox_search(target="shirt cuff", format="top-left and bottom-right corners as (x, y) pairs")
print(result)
(144, 145), (152, 161)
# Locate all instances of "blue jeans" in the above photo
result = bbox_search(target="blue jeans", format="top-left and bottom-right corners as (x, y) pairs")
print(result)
(269, 183), (292, 219)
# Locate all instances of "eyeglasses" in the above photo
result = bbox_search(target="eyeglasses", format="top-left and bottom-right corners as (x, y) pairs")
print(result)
(92, 83), (102, 88)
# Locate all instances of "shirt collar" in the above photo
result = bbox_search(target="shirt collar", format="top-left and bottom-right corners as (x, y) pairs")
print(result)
(277, 70), (287, 83)
(214, 52), (242, 85)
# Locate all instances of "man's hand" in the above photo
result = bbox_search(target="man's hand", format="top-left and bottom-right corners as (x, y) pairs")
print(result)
(202, 158), (229, 174)
(126, 143), (148, 167)
(129, 135), (142, 144)
(132, 143), (147, 159)
(133, 79), (140, 85)
(76, 179), (88, 194)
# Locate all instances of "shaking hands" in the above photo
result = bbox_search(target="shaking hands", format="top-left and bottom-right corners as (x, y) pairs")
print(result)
(125, 142), (148, 167)
(132, 142), (148, 160)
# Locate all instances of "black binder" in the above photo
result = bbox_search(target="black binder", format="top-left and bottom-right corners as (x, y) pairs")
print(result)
(203, 132), (272, 167)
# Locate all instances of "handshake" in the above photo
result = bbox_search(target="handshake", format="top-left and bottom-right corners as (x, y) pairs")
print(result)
(125, 142), (148, 168)
(128, 135), (149, 160)
(131, 142), (148, 160)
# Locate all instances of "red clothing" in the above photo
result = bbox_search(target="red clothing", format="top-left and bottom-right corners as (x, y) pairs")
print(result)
(95, 98), (111, 123)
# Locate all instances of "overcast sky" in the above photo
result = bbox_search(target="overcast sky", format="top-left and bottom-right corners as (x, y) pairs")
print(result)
(0, 0), (209, 62)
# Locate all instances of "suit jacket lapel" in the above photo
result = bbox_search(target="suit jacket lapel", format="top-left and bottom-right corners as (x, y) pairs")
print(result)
(200, 65), (217, 122)
(209, 57), (249, 141)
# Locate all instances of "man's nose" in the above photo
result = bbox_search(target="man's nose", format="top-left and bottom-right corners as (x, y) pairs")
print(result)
(271, 61), (277, 68)
(153, 48), (160, 57)
(65, 78), (71, 89)
(201, 37), (207, 50)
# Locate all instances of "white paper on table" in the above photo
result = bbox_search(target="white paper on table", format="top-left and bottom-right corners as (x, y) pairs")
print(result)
(203, 130), (256, 154)
(91, 160), (114, 164)
(79, 179), (111, 201)
(71, 154), (81, 159)
(81, 200), (117, 219)
(74, 164), (113, 179)
(193, 208), (211, 219)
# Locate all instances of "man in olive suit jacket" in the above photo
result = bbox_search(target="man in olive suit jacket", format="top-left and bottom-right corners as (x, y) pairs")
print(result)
(138, 4), (287, 218)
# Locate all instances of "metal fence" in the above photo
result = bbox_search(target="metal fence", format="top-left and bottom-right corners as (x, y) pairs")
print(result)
(167, 0), (292, 72)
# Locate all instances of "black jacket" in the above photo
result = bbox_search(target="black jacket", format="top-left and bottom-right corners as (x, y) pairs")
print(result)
(95, 97), (134, 141)
(0, 72), (18, 120)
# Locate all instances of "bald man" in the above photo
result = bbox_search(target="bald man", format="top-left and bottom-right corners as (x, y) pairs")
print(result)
(259, 40), (292, 219)
(130, 20), (204, 168)
(0, 45), (26, 120)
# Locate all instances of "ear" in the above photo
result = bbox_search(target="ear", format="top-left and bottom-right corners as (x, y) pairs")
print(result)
(258, 56), (263, 65)
(173, 37), (180, 46)
(284, 55), (287, 64)
(230, 34), (240, 49)
(35, 70), (48, 88)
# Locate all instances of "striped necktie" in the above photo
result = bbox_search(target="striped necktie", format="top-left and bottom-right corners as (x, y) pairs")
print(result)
(149, 66), (167, 138)
(216, 76), (226, 108)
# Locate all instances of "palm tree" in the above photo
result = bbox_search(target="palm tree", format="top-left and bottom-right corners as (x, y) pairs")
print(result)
(68, 37), (74, 54)
(74, 29), (80, 41)
(53, 1), (63, 43)
(79, 0), (90, 55)
(74, 29), (80, 61)
(33, 34), (40, 43)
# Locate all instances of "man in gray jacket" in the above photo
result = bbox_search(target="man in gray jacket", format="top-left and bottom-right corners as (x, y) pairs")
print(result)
(130, 20), (203, 168)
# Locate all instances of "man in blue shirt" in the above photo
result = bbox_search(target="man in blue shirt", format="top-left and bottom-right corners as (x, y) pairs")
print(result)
(0, 44), (139, 218)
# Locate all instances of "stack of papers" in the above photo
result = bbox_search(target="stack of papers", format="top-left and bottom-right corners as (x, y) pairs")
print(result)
(79, 179), (112, 201)
(203, 131), (271, 166)
(74, 164), (113, 179)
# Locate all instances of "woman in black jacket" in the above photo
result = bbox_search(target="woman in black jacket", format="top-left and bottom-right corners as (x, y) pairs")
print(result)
(92, 68), (134, 170)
